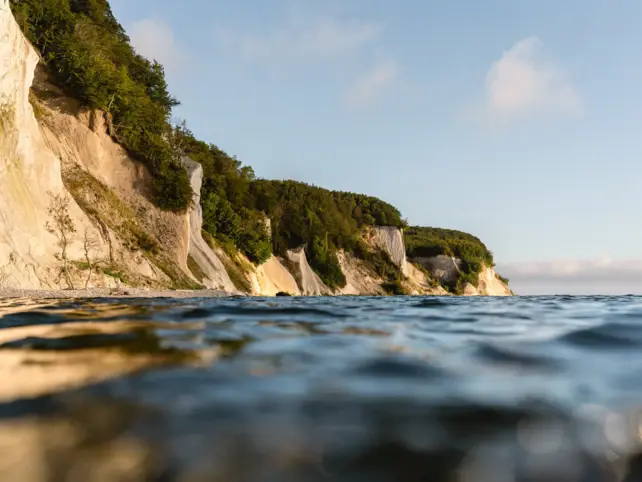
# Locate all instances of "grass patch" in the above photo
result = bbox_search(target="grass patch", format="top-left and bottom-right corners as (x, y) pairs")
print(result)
(102, 265), (129, 285)
(71, 260), (90, 270)
(29, 91), (47, 120)
(153, 256), (202, 290)
(353, 240), (408, 295)
(219, 253), (252, 293)
(202, 230), (252, 293)
(187, 255), (207, 283)
(381, 280), (407, 296)
(64, 166), (199, 290)
(410, 262), (440, 289)
(0, 104), (13, 137)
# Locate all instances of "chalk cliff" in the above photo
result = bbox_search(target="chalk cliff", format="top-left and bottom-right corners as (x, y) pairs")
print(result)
(182, 158), (237, 292)
(248, 256), (301, 296)
(368, 227), (409, 276)
(0, 2), (100, 288)
(463, 267), (513, 297)
(285, 248), (332, 296)
(411, 255), (511, 296)
(0, 1), (511, 297)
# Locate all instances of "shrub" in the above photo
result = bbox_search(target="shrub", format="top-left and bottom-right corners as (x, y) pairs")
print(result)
(381, 280), (407, 296)
(308, 236), (346, 289)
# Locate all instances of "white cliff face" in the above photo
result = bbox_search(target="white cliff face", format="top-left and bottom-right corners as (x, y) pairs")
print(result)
(248, 255), (301, 296)
(466, 267), (512, 297)
(285, 247), (331, 296)
(412, 255), (462, 287)
(412, 255), (512, 297)
(405, 262), (448, 295)
(0, 2), (99, 288)
(336, 250), (384, 295)
(369, 227), (409, 276)
(182, 159), (237, 292)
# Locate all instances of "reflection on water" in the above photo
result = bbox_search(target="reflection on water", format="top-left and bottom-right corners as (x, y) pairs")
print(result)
(2, 296), (642, 480)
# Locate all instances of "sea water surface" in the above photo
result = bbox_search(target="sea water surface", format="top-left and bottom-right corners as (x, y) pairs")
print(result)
(1, 295), (642, 481)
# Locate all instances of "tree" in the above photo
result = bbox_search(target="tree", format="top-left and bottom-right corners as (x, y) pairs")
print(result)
(167, 118), (190, 167)
(83, 227), (101, 289)
(46, 193), (77, 290)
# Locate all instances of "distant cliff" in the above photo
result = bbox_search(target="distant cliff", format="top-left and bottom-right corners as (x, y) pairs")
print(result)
(0, 0), (510, 297)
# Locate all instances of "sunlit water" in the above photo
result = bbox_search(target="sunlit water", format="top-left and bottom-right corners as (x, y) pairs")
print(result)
(2, 295), (642, 481)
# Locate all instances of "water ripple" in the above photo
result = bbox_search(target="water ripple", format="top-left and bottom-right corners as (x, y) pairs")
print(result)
(0, 295), (641, 481)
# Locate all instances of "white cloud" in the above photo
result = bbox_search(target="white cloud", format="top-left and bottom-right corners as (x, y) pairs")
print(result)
(344, 61), (397, 107)
(470, 36), (581, 122)
(217, 15), (381, 63)
(498, 259), (642, 295)
(129, 18), (183, 71)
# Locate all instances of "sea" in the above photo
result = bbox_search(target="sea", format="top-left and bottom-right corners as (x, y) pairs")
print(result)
(1, 295), (642, 481)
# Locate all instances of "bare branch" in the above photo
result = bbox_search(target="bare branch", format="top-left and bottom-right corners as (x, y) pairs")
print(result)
(46, 192), (76, 290)
(83, 227), (101, 290)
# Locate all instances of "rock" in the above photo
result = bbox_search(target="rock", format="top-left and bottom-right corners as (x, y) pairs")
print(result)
(246, 255), (301, 297)
(285, 247), (331, 296)
(369, 227), (409, 276)
(0, 1), (70, 288)
(411, 255), (462, 287)
(181, 158), (237, 293)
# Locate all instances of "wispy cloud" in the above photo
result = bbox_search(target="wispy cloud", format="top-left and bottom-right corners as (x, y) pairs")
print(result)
(468, 36), (581, 122)
(499, 259), (642, 295)
(344, 61), (398, 108)
(129, 18), (184, 71)
(218, 15), (381, 64)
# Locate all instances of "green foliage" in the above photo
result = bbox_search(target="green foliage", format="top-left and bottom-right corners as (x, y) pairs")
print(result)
(250, 180), (403, 254)
(201, 231), (253, 293)
(174, 124), (400, 276)
(10, 0), (190, 210)
(406, 226), (494, 293)
(201, 192), (271, 265)
(236, 209), (272, 264)
(405, 227), (494, 266)
(308, 236), (346, 289)
(381, 280), (407, 296)
(247, 180), (402, 282)
(187, 255), (207, 283)
(203, 192), (240, 239)
(102, 265), (128, 284)
(354, 241), (407, 294)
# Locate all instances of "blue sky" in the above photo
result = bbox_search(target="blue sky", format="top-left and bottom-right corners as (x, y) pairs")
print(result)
(109, 0), (642, 294)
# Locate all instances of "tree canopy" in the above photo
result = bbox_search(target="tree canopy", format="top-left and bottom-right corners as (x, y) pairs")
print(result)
(11, 0), (191, 210)
(405, 226), (494, 291)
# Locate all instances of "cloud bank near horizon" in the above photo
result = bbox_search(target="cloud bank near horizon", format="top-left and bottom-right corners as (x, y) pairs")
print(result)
(498, 259), (642, 295)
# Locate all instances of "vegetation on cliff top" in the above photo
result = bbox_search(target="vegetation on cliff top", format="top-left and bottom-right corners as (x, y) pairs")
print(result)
(154, 122), (403, 288)
(10, 0), (496, 291)
(10, 0), (191, 210)
(405, 226), (495, 291)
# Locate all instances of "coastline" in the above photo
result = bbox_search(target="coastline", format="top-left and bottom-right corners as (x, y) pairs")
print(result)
(0, 288), (235, 300)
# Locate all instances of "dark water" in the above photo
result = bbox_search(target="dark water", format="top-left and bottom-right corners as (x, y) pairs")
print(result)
(2, 296), (642, 481)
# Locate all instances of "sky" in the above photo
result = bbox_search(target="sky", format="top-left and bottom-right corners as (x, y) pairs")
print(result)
(109, 0), (642, 295)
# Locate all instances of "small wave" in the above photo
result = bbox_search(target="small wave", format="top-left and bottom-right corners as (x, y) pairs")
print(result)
(474, 343), (559, 370)
(560, 323), (642, 349)
(351, 356), (445, 379)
